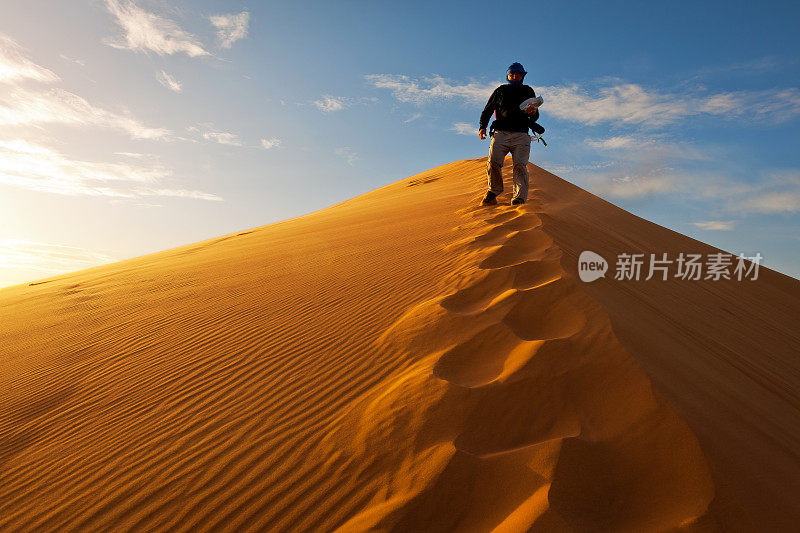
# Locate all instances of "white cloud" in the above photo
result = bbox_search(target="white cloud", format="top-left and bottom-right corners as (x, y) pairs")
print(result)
(451, 122), (475, 135)
(188, 124), (242, 146)
(156, 70), (182, 92)
(367, 73), (800, 127)
(585, 135), (641, 150)
(540, 83), (684, 126)
(689, 56), (782, 79)
(738, 192), (800, 214)
(581, 165), (800, 216)
(404, 112), (423, 123)
(140, 188), (221, 201)
(541, 161), (619, 175)
(314, 95), (348, 113)
(0, 139), (221, 200)
(0, 33), (170, 139)
(0, 86), (171, 139)
(692, 221), (735, 230)
(585, 170), (713, 200)
(697, 93), (740, 114)
(103, 0), (209, 57)
(592, 173), (679, 198)
(59, 54), (86, 67)
(311, 95), (380, 113)
(209, 11), (250, 49)
(365, 74), (496, 105)
(0, 33), (59, 84)
(745, 89), (800, 122)
(335, 147), (357, 165)
(0, 238), (115, 276)
(203, 131), (241, 146)
(718, 170), (800, 214)
(260, 137), (281, 149)
(0, 33), (216, 210)
(695, 89), (800, 122)
(584, 134), (711, 161)
(541, 83), (800, 127)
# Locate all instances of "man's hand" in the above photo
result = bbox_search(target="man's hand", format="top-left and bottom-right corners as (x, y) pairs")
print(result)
(479, 128), (487, 140)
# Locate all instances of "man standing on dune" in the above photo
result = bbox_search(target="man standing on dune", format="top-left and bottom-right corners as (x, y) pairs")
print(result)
(478, 62), (542, 206)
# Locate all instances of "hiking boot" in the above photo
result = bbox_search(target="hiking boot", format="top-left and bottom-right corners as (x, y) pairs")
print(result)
(481, 191), (498, 206)
(511, 197), (526, 205)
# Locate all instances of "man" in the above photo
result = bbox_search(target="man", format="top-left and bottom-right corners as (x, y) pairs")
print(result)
(478, 62), (541, 206)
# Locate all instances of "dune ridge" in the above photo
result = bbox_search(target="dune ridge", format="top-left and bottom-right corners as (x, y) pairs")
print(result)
(326, 198), (715, 532)
(1, 157), (796, 531)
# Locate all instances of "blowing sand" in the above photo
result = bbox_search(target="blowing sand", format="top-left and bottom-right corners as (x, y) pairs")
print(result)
(1, 158), (798, 532)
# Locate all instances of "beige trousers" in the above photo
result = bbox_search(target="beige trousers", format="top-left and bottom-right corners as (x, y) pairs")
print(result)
(486, 130), (531, 201)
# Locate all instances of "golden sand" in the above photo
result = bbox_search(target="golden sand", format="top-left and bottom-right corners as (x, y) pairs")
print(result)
(1, 158), (798, 531)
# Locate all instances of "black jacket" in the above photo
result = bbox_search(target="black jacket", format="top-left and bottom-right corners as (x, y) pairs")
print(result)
(479, 83), (540, 134)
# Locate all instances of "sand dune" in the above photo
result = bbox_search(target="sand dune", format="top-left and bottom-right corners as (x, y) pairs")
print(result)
(1, 158), (798, 531)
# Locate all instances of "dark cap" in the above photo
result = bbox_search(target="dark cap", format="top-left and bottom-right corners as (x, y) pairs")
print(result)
(507, 62), (527, 75)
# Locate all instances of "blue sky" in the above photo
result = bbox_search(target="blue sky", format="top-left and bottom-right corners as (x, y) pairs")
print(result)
(0, 0), (798, 286)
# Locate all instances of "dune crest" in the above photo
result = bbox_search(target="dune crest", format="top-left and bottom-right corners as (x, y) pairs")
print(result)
(2, 157), (797, 531)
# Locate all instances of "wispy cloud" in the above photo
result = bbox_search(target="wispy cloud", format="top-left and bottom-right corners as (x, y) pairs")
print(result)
(114, 151), (152, 158)
(738, 192), (800, 214)
(0, 34), (59, 83)
(583, 165), (800, 215)
(585, 135), (641, 150)
(335, 147), (358, 165)
(188, 124), (242, 146)
(0, 35), (204, 207)
(156, 70), (182, 92)
(541, 161), (619, 175)
(365, 74), (496, 105)
(541, 83), (800, 127)
(688, 56), (782, 80)
(450, 122), (475, 135)
(541, 83), (687, 126)
(695, 89), (800, 122)
(0, 238), (115, 277)
(58, 54), (86, 67)
(0, 86), (171, 139)
(0, 139), (221, 200)
(314, 95), (348, 113)
(584, 134), (712, 161)
(367, 73), (800, 127)
(692, 220), (735, 230)
(209, 11), (250, 49)
(0, 33), (170, 139)
(103, 0), (209, 57)
(260, 137), (281, 149)
(591, 173), (679, 199)
(202, 131), (241, 146)
(697, 170), (800, 215)
(404, 112), (423, 123)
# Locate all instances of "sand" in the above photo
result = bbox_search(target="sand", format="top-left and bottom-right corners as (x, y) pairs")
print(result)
(1, 158), (798, 532)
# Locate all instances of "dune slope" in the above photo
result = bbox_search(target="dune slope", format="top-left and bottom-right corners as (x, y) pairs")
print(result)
(526, 167), (800, 532)
(1, 158), (797, 532)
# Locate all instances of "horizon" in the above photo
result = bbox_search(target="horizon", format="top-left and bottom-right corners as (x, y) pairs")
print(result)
(1, 0), (799, 287)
